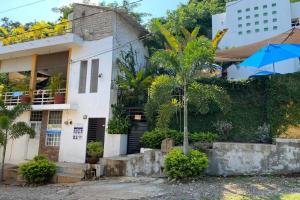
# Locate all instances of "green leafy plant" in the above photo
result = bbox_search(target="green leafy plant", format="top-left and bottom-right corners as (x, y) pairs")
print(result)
(108, 104), (130, 134)
(11, 76), (30, 92)
(164, 148), (208, 179)
(213, 121), (233, 141)
(140, 129), (218, 149)
(116, 47), (153, 106)
(47, 73), (64, 96)
(87, 141), (104, 158)
(19, 155), (56, 185)
(146, 22), (230, 155)
(0, 101), (34, 182)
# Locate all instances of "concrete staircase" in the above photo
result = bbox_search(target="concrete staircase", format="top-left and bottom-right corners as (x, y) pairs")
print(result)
(3, 164), (25, 185)
(55, 162), (86, 183)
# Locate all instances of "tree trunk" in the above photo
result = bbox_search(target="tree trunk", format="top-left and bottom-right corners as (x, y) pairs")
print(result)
(183, 82), (189, 155)
(0, 131), (7, 182)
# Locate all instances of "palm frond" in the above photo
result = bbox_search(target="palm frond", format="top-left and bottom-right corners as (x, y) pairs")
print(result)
(8, 104), (31, 121)
(156, 101), (179, 129)
(150, 50), (180, 74)
(153, 20), (180, 52)
(0, 129), (4, 145)
(10, 122), (35, 139)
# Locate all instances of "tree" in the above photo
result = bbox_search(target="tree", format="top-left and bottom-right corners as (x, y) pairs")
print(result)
(0, 102), (34, 182)
(146, 22), (230, 155)
(100, 0), (150, 23)
(116, 47), (153, 106)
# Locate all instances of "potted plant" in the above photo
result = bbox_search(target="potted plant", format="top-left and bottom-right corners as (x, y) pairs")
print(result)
(11, 77), (31, 104)
(107, 104), (130, 155)
(86, 141), (104, 164)
(47, 73), (65, 104)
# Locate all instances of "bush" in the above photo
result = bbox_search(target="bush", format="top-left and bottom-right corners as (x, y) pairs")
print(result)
(164, 148), (208, 179)
(108, 104), (130, 134)
(19, 155), (56, 185)
(87, 141), (104, 158)
(141, 129), (218, 149)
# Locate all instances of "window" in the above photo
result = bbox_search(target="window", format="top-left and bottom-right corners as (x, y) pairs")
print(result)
(255, 29), (260, 33)
(238, 31), (243, 35)
(246, 23), (251, 26)
(46, 111), (62, 147)
(246, 15), (250, 19)
(272, 3), (276, 7)
(48, 111), (62, 125)
(273, 26), (278, 30)
(238, 17), (242, 20)
(90, 59), (99, 93)
(273, 18), (277, 22)
(254, 6), (259, 10)
(246, 30), (251, 34)
(238, 24), (242, 28)
(30, 111), (43, 139)
(237, 9), (242, 13)
(272, 11), (277, 15)
(255, 14), (259, 18)
(264, 20), (268, 24)
(292, 18), (300, 27)
(263, 12), (268, 16)
(255, 21), (259, 25)
(263, 5), (267, 9)
(246, 8), (250, 12)
(264, 27), (269, 31)
(78, 60), (88, 94)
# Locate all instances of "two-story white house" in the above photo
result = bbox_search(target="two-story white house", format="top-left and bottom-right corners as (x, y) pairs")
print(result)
(212, 0), (300, 80)
(0, 3), (148, 165)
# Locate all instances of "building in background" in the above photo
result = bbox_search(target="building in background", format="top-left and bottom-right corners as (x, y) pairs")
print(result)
(212, 0), (300, 80)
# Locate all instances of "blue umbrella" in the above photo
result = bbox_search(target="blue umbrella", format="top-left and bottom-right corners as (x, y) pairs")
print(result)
(249, 71), (281, 78)
(239, 44), (300, 73)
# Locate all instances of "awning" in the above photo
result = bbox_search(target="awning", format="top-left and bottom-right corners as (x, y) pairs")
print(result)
(215, 28), (300, 62)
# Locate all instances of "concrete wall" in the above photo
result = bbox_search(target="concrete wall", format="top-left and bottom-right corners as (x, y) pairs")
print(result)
(214, 0), (293, 49)
(0, 56), (32, 73)
(207, 139), (300, 176)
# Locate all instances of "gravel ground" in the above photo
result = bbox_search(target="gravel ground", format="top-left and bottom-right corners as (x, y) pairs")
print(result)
(0, 176), (300, 200)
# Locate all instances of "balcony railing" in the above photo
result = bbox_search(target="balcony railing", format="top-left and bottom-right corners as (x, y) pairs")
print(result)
(3, 89), (66, 106)
(3, 91), (29, 106)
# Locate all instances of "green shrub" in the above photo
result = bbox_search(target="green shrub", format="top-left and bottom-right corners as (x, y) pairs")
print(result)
(190, 132), (219, 143)
(141, 129), (182, 149)
(164, 148), (208, 179)
(108, 104), (130, 134)
(19, 155), (56, 185)
(87, 141), (104, 158)
(141, 129), (218, 149)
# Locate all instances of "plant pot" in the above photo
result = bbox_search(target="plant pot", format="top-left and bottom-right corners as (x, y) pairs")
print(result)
(20, 95), (31, 104)
(54, 95), (65, 104)
(87, 157), (100, 164)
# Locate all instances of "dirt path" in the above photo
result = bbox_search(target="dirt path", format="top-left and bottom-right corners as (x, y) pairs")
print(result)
(0, 176), (300, 200)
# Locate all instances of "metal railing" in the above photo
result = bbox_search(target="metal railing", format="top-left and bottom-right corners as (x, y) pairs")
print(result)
(33, 89), (66, 105)
(3, 91), (29, 106)
(3, 89), (66, 106)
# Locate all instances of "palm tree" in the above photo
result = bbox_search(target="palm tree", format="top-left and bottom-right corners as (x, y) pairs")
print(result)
(148, 21), (230, 155)
(0, 102), (34, 182)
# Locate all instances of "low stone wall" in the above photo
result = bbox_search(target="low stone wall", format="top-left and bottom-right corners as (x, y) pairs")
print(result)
(207, 139), (300, 176)
(101, 150), (164, 177)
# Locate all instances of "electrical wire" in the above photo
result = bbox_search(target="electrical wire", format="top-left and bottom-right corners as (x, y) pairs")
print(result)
(0, 0), (49, 15)
(0, 0), (143, 39)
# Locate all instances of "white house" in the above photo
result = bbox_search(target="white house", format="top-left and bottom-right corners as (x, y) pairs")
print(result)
(0, 3), (148, 165)
(212, 0), (300, 80)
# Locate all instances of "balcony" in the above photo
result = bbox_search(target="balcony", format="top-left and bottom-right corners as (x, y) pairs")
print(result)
(3, 89), (78, 111)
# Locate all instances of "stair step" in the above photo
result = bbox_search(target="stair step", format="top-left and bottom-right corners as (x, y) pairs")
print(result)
(55, 173), (83, 184)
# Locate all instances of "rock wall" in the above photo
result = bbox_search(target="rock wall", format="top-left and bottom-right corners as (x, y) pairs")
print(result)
(207, 139), (300, 176)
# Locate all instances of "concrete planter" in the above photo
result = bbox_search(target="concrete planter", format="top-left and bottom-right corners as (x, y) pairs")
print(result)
(104, 134), (128, 157)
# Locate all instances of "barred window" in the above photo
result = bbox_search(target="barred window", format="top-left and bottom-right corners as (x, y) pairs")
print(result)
(30, 111), (43, 139)
(46, 132), (61, 146)
(46, 111), (62, 147)
(48, 111), (62, 125)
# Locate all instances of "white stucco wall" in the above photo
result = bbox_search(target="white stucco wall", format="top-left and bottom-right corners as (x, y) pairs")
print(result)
(59, 36), (114, 163)
(0, 56), (32, 73)
(291, 2), (300, 19)
(0, 112), (39, 165)
(227, 58), (300, 80)
(214, 0), (293, 49)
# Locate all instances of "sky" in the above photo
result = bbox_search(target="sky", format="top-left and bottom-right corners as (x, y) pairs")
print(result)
(0, 0), (188, 24)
